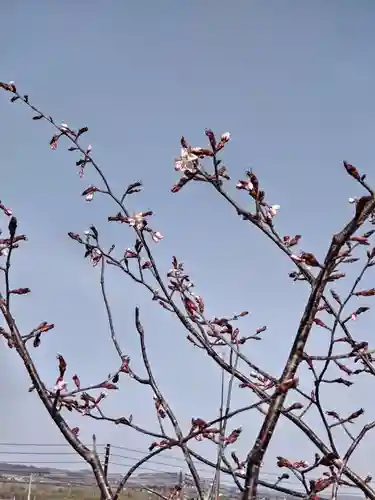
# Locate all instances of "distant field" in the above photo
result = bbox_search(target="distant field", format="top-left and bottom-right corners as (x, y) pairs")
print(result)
(0, 482), (153, 500)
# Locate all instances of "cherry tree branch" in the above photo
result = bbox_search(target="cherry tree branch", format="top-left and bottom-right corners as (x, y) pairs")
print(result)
(3, 83), (375, 500)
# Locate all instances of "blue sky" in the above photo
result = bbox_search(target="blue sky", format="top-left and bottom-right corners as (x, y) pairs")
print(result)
(1, 0), (375, 490)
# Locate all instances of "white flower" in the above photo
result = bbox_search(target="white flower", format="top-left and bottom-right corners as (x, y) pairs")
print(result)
(127, 212), (147, 230)
(268, 204), (280, 217)
(236, 180), (254, 191)
(90, 248), (102, 267)
(221, 132), (231, 142)
(0, 247), (9, 258)
(54, 379), (68, 392)
(60, 123), (69, 132)
(348, 197), (358, 204)
(85, 192), (94, 202)
(174, 148), (199, 173)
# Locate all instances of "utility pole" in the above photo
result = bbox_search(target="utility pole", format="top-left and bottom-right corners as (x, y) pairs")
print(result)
(27, 474), (32, 500)
(100, 444), (111, 500)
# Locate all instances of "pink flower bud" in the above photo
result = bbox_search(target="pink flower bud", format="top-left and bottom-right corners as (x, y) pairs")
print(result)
(152, 231), (163, 243)
(0, 202), (12, 217)
(90, 248), (102, 267)
(10, 288), (31, 295)
(124, 248), (137, 259)
(100, 382), (118, 390)
(72, 374), (80, 389)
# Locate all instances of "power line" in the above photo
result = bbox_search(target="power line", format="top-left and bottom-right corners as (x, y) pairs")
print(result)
(0, 451), (85, 456)
(0, 443), (369, 493)
(0, 449), (283, 479)
(0, 443), (108, 448)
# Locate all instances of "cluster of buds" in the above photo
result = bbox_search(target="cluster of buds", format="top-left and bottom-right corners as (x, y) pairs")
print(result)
(172, 131), (230, 193)
(108, 211), (163, 243)
(236, 170), (261, 197)
(53, 391), (107, 416)
(167, 258), (196, 306)
(154, 395), (166, 419)
(0, 232), (27, 259)
(204, 129), (231, 153)
(49, 123), (89, 152)
(79, 392), (107, 413)
(189, 418), (220, 441)
(124, 239), (143, 262)
(49, 353), (120, 416)
(181, 296), (202, 316)
(167, 257), (188, 281)
(236, 171), (280, 222)
(67, 232), (103, 267)
(188, 418), (242, 445)
(70, 143), (92, 177)
(326, 407), (364, 423)
(208, 313), (250, 344)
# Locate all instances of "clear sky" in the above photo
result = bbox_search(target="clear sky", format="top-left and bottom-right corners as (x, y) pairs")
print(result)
(1, 0), (375, 492)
